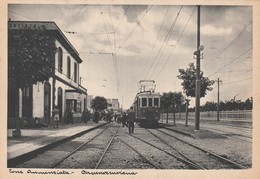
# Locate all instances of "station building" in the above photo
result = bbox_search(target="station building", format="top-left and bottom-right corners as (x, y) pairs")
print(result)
(8, 21), (88, 128)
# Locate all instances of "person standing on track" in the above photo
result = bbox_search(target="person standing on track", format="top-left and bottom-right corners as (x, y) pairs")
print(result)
(81, 108), (90, 123)
(122, 112), (127, 127)
(127, 107), (136, 135)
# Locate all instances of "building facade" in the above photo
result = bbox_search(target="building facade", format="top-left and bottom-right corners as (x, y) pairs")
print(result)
(106, 98), (120, 113)
(8, 21), (87, 128)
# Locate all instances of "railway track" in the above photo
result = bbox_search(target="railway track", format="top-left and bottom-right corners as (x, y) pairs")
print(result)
(51, 124), (159, 169)
(157, 128), (248, 169)
(107, 129), (160, 169)
(50, 127), (108, 168)
(50, 124), (121, 169)
(14, 123), (249, 169)
(121, 129), (203, 169)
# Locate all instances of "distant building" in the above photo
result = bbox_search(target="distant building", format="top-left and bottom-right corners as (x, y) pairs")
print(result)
(106, 98), (120, 113)
(8, 21), (87, 128)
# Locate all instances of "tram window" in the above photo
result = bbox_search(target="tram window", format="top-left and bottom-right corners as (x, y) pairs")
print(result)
(148, 98), (152, 107)
(142, 98), (147, 107)
(154, 98), (159, 106)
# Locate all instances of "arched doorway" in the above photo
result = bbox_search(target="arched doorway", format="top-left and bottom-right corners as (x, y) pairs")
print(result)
(58, 87), (63, 122)
(44, 82), (51, 124)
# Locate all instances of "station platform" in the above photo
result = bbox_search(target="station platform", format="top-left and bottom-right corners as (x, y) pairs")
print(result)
(159, 118), (252, 139)
(7, 121), (107, 167)
(159, 122), (228, 139)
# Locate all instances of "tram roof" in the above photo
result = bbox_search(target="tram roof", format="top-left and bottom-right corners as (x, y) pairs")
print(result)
(136, 91), (161, 97)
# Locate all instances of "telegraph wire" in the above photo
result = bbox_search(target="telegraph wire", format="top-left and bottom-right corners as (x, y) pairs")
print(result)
(145, 6), (183, 79)
(218, 21), (252, 57)
(208, 47), (252, 77)
(108, 5), (120, 93)
(145, 6), (183, 80)
(114, 5), (130, 34)
(142, 6), (170, 79)
(154, 6), (196, 80)
(222, 77), (252, 85)
(204, 21), (252, 67)
(98, 4), (114, 53)
(115, 5), (153, 54)
(8, 10), (36, 21)
(217, 69), (252, 73)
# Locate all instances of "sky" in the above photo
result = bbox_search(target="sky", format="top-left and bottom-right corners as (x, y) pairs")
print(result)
(8, 4), (252, 109)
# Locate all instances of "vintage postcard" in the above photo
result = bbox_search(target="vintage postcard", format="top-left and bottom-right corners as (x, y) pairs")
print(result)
(1, 0), (259, 179)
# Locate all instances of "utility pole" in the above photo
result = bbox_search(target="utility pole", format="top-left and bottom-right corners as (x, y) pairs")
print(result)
(195, 5), (201, 130)
(216, 78), (222, 121)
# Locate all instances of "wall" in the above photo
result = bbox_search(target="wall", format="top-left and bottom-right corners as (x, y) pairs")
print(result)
(54, 40), (79, 88)
(32, 82), (44, 117)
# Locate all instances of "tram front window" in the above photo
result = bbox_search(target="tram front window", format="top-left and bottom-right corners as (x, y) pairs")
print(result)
(142, 98), (147, 107)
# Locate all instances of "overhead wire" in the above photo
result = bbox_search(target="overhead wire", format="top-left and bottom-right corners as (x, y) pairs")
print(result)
(8, 10), (36, 21)
(217, 21), (252, 57)
(114, 5), (130, 34)
(208, 47), (252, 77)
(222, 77), (252, 85)
(154, 6), (196, 80)
(115, 5), (153, 55)
(145, 6), (183, 80)
(98, 4), (114, 53)
(204, 21), (252, 67)
(141, 6), (170, 79)
(108, 5), (120, 93)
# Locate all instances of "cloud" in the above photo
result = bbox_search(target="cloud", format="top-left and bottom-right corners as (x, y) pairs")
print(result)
(122, 5), (149, 23)
(201, 25), (233, 36)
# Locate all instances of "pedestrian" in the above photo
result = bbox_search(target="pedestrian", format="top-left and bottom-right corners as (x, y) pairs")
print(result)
(114, 113), (117, 122)
(52, 106), (59, 129)
(122, 112), (127, 127)
(93, 111), (99, 123)
(81, 108), (90, 123)
(67, 108), (74, 124)
(127, 107), (136, 135)
(105, 112), (110, 123)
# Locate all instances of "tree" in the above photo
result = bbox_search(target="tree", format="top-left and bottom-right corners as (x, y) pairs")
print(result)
(245, 97), (253, 110)
(8, 25), (56, 137)
(160, 91), (184, 125)
(160, 92), (171, 123)
(177, 63), (215, 98)
(91, 96), (108, 112)
(171, 92), (184, 125)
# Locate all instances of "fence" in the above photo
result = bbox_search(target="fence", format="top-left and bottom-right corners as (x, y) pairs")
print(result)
(160, 110), (252, 121)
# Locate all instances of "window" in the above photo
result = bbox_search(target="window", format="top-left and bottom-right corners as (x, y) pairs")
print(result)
(141, 98), (147, 107)
(58, 47), (63, 72)
(74, 62), (77, 82)
(148, 98), (152, 107)
(44, 83), (51, 114)
(67, 56), (71, 78)
(76, 101), (81, 113)
(154, 98), (159, 106)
